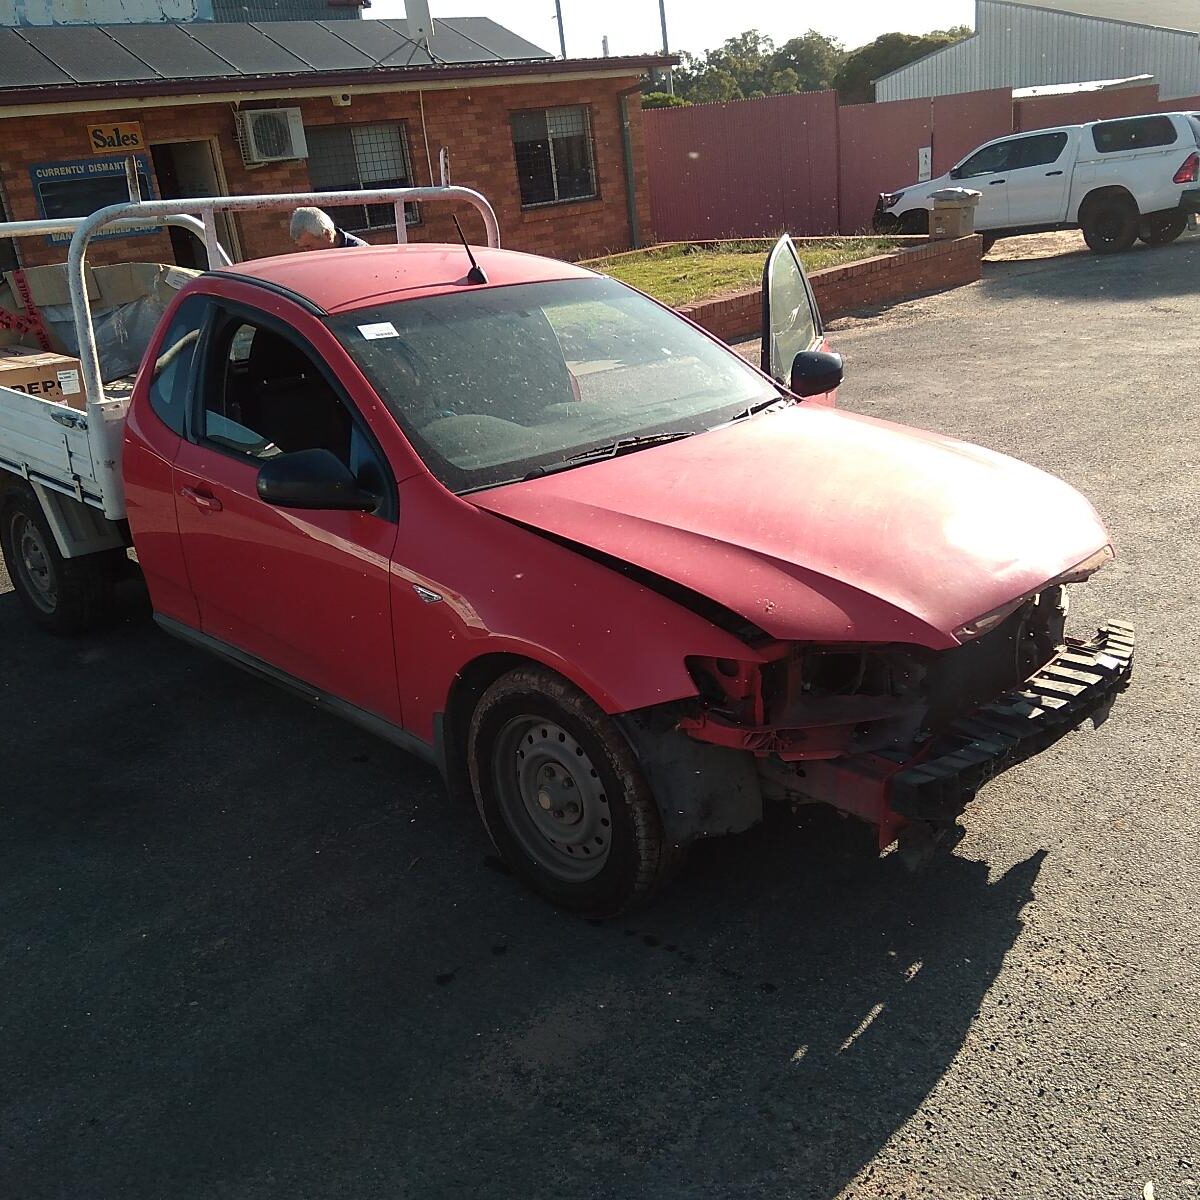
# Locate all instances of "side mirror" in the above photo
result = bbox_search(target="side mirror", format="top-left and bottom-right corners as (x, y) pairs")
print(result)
(790, 350), (844, 398)
(949, 166), (964, 180)
(256, 448), (379, 511)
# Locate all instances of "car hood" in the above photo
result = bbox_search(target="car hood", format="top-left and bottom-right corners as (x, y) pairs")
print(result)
(471, 405), (1111, 649)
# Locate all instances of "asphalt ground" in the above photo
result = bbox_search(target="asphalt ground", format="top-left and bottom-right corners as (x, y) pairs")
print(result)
(2, 233), (1199, 1199)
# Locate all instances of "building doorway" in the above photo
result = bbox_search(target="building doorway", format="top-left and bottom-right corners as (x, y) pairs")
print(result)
(149, 140), (240, 268)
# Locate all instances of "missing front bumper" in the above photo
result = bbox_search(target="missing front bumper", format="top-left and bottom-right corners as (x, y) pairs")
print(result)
(791, 622), (1135, 846)
(887, 621), (1135, 825)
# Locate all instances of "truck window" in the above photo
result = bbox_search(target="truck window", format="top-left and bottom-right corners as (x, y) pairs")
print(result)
(149, 296), (208, 437)
(1009, 131), (1068, 168)
(956, 140), (1013, 178)
(201, 318), (357, 469)
(1092, 116), (1177, 154)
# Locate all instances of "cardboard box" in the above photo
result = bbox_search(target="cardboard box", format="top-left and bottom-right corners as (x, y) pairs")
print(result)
(0, 346), (85, 410)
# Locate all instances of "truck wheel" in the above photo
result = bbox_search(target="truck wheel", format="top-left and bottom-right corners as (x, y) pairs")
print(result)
(1139, 211), (1187, 246)
(899, 210), (929, 235)
(1080, 195), (1139, 254)
(467, 665), (684, 917)
(0, 491), (115, 634)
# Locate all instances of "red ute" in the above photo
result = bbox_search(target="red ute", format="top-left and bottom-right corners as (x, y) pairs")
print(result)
(106, 236), (1131, 915)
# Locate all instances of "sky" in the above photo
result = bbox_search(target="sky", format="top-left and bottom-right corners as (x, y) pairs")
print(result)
(367, 0), (978, 60)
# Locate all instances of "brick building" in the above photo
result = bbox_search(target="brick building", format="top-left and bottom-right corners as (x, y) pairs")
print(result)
(0, 16), (668, 272)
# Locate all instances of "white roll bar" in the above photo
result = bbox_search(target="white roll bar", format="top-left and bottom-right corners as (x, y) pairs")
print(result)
(63, 186), (499, 448)
(0, 184), (500, 521)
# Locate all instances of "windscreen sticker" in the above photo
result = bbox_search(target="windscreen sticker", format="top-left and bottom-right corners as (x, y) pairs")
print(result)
(358, 322), (399, 340)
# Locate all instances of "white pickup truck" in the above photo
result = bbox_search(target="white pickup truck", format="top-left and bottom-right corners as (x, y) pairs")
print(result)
(875, 110), (1200, 253)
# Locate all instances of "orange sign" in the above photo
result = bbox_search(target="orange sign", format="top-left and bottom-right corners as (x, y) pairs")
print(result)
(87, 122), (145, 154)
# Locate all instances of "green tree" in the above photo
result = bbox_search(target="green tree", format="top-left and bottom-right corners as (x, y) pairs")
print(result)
(641, 91), (690, 108)
(769, 30), (846, 92)
(834, 26), (973, 104)
(690, 68), (744, 103)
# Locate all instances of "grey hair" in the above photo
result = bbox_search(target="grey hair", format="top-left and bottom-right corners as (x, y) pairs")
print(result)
(290, 207), (336, 241)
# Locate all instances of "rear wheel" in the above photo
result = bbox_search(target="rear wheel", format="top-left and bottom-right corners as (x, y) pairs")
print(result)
(1139, 211), (1187, 246)
(0, 490), (115, 633)
(467, 665), (684, 917)
(1080, 194), (1139, 254)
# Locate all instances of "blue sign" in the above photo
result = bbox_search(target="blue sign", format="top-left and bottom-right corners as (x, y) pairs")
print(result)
(30, 154), (159, 244)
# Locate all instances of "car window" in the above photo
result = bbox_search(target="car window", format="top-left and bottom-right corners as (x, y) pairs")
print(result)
(956, 140), (1013, 178)
(148, 295), (207, 437)
(326, 277), (780, 494)
(1189, 115), (1200, 146)
(1009, 131), (1069, 169)
(201, 316), (359, 471)
(1092, 116), (1178, 154)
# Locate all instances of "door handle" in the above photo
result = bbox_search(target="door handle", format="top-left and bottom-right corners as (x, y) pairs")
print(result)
(1045, 170), (1064, 176)
(989, 179), (1006, 185)
(180, 485), (223, 513)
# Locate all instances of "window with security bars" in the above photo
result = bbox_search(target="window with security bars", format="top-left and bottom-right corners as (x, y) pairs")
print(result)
(511, 106), (597, 207)
(305, 123), (420, 231)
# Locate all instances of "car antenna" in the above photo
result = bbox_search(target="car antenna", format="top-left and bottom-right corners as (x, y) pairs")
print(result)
(452, 215), (488, 285)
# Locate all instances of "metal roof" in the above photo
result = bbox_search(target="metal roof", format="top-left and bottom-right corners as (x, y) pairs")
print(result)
(1002, 1), (1200, 34)
(0, 15), (556, 92)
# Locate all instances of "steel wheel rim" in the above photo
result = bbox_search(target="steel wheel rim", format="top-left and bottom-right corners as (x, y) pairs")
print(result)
(494, 717), (612, 882)
(12, 513), (57, 614)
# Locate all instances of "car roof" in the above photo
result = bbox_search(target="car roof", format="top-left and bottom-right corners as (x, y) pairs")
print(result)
(219, 243), (597, 314)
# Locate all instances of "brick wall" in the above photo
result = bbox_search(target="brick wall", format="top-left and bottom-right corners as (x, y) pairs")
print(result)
(677, 235), (983, 344)
(0, 75), (653, 270)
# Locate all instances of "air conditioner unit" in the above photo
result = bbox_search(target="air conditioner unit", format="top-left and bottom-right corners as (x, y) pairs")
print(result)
(236, 108), (308, 166)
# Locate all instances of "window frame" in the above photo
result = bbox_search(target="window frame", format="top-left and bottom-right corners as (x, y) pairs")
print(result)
(147, 294), (212, 438)
(1007, 131), (1069, 170)
(303, 121), (422, 233)
(510, 104), (599, 209)
(189, 299), (398, 523)
(1091, 115), (1179, 155)
(954, 138), (1016, 179)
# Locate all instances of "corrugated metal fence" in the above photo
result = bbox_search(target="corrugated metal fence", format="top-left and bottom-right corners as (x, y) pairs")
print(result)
(645, 83), (1200, 241)
(644, 91), (840, 240)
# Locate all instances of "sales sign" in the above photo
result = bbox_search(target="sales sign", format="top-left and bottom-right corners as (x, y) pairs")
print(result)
(86, 122), (145, 154)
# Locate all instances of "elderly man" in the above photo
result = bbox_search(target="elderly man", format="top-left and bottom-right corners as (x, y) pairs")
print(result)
(289, 207), (369, 251)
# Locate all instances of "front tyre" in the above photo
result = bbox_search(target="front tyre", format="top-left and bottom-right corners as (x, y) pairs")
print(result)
(467, 666), (684, 917)
(1139, 211), (1188, 246)
(0, 490), (115, 633)
(1080, 194), (1139, 254)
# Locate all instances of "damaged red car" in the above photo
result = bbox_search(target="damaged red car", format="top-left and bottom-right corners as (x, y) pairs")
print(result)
(14, 234), (1132, 917)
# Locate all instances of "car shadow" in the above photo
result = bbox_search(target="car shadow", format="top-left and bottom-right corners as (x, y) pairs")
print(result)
(0, 596), (1043, 1199)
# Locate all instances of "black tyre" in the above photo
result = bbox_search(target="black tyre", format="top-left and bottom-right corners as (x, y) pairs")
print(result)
(467, 665), (684, 917)
(1080, 194), (1139, 254)
(1139, 211), (1187, 246)
(899, 210), (929, 235)
(0, 489), (116, 633)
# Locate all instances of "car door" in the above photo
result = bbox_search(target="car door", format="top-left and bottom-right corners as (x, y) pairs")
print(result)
(950, 138), (1016, 228)
(1002, 130), (1072, 226)
(170, 301), (404, 726)
(762, 234), (838, 406)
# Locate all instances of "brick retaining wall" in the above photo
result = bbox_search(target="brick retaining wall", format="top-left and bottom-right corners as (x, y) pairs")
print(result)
(676, 235), (983, 345)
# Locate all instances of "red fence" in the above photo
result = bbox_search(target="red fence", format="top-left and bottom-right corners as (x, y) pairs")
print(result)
(645, 83), (1200, 241)
(644, 91), (840, 240)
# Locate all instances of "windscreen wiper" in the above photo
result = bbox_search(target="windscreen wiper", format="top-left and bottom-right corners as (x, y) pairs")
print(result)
(523, 431), (694, 480)
(731, 394), (792, 421)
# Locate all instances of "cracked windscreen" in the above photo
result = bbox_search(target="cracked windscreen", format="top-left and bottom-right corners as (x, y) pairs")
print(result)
(327, 275), (778, 492)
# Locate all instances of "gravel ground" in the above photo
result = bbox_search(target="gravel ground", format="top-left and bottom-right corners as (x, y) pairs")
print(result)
(2, 232), (1198, 1199)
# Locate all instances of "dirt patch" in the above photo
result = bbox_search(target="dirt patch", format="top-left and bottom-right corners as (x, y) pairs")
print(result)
(985, 229), (1088, 262)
